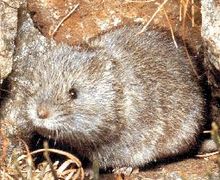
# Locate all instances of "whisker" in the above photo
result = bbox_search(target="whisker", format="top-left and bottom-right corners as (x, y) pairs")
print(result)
(17, 85), (32, 96)
(36, 137), (42, 146)
(0, 88), (11, 94)
(54, 138), (57, 147)
(57, 113), (71, 118)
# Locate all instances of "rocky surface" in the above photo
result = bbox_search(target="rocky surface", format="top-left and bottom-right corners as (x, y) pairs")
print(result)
(201, 0), (220, 127)
(0, 0), (24, 82)
(27, 0), (202, 47)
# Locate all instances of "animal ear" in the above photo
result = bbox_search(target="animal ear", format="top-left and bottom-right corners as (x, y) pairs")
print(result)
(68, 87), (78, 99)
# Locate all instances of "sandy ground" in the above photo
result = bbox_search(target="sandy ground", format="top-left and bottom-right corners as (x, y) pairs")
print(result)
(100, 155), (219, 180)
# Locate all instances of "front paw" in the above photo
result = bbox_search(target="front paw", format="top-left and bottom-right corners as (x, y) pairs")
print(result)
(113, 166), (134, 176)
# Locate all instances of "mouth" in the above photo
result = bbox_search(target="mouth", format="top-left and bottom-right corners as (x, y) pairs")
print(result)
(33, 124), (62, 141)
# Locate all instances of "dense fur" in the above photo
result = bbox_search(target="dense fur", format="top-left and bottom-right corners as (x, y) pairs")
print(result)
(1, 24), (205, 168)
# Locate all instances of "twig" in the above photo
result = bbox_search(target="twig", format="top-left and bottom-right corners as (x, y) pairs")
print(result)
(179, 0), (183, 21)
(180, 0), (199, 78)
(162, 8), (178, 48)
(51, 4), (79, 38)
(30, 149), (82, 167)
(28, 147), (84, 179)
(19, 138), (33, 179)
(196, 151), (219, 158)
(0, 129), (9, 164)
(138, 0), (169, 34)
(191, 0), (195, 27)
(0, 169), (15, 180)
(203, 130), (211, 134)
(181, 0), (189, 38)
(183, 0), (190, 23)
(14, 162), (26, 180)
(43, 141), (59, 180)
(183, 43), (199, 78)
(185, 13), (200, 29)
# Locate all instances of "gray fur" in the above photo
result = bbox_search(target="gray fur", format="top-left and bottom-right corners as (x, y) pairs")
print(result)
(1, 24), (205, 168)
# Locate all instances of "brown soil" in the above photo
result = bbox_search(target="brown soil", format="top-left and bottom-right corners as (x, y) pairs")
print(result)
(100, 155), (219, 180)
(27, 0), (202, 47)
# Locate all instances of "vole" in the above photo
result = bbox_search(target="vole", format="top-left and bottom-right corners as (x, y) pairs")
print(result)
(0, 10), (206, 170)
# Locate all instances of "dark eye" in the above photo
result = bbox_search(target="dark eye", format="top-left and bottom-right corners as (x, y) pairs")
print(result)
(68, 88), (78, 99)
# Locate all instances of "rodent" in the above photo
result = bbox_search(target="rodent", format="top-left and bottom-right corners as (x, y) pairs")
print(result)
(1, 13), (206, 169)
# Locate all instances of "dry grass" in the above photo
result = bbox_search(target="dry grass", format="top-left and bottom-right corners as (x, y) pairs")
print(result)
(50, 3), (79, 38)
(0, 139), (84, 180)
(211, 123), (220, 166)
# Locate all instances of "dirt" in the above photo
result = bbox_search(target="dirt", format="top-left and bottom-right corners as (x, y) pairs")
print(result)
(100, 155), (220, 179)
(27, 0), (202, 47)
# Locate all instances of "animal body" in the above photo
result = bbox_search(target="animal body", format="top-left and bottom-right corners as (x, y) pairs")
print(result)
(1, 22), (205, 169)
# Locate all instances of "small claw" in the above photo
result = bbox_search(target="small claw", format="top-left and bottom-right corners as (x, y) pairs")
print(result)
(113, 167), (133, 176)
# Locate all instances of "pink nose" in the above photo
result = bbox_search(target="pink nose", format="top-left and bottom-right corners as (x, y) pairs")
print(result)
(37, 105), (50, 119)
